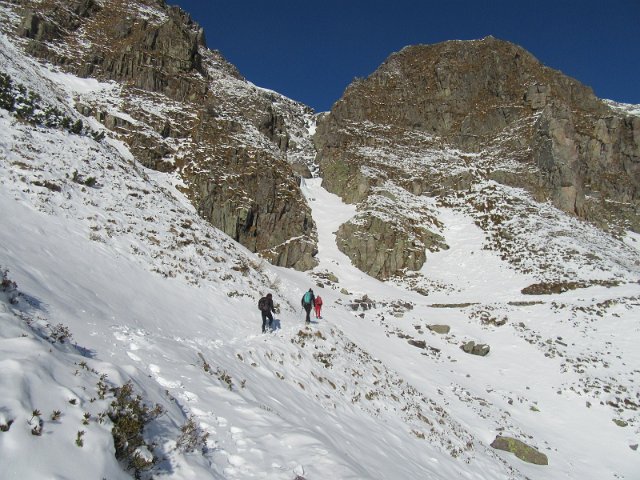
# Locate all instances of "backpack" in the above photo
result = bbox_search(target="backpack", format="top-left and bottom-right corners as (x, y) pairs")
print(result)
(303, 291), (312, 305)
(258, 297), (267, 311)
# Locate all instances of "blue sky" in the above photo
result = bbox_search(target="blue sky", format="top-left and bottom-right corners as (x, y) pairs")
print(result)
(170, 0), (639, 112)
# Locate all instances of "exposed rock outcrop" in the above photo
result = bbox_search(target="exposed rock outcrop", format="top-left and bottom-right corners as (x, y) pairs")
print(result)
(191, 148), (317, 271)
(19, 0), (208, 100)
(336, 211), (445, 280)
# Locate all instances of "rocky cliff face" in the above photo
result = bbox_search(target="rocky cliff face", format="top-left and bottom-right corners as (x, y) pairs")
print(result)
(314, 37), (639, 279)
(19, 0), (208, 100)
(10, 0), (318, 270)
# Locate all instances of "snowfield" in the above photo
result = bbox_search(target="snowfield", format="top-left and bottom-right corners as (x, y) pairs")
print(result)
(1, 14), (640, 480)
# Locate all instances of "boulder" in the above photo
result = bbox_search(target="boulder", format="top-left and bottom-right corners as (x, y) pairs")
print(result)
(427, 324), (450, 334)
(291, 162), (313, 179)
(490, 436), (548, 465)
(408, 339), (427, 349)
(461, 341), (490, 356)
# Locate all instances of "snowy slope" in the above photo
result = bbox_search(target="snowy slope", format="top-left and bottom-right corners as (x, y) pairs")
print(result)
(301, 178), (640, 479)
(2, 14), (640, 480)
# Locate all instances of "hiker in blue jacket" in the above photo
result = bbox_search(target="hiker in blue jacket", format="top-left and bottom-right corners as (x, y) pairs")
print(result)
(301, 288), (315, 325)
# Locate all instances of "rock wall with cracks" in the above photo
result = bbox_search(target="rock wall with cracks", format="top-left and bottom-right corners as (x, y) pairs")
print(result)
(313, 37), (640, 278)
(11, 0), (318, 270)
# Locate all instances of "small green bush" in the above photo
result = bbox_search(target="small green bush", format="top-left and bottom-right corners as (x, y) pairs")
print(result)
(97, 374), (108, 399)
(70, 119), (83, 134)
(176, 416), (209, 453)
(47, 323), (73, 343)
(71, 170), (98, 187)
(0, 72), (15, 111)
(108, 382), (163, 478)
(0, 73), (92, 137)
(91, 130), (105, 142)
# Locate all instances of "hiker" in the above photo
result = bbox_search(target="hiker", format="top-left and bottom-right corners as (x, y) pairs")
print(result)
(258, 293), (275, 333)
(301, 288), (315, 325)
(314, 294), (323, 319)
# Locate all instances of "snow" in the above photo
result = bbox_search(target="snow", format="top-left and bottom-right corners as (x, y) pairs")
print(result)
(44, 69), (112, 95)
(1, 5), (640, 480)
(420, 207), (537, 302)
(603, 99), (640, 117)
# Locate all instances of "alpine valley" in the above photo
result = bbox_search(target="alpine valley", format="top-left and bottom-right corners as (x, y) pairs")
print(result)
(0, 1), (639, 479)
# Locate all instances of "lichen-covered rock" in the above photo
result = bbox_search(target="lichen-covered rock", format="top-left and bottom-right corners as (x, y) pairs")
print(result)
(490, 435), (549, 465)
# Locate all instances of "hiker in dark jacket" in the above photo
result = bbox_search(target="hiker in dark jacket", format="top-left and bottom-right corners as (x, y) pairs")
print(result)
(301, 288), (315, 325)
(258, 293), (275, 333)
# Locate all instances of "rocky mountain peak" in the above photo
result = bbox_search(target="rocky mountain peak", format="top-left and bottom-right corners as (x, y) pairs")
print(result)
(326, 36), (605, 150)
(314, 36), (639, 280)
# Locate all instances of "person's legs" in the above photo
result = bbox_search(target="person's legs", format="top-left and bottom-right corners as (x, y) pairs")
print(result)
(304, 305), (311, 324)
(267, 311), (274, 330)
(261, 311), (268, 333)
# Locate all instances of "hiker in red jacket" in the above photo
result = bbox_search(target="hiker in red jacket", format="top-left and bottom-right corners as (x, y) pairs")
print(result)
(314, 295), (323, 319)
